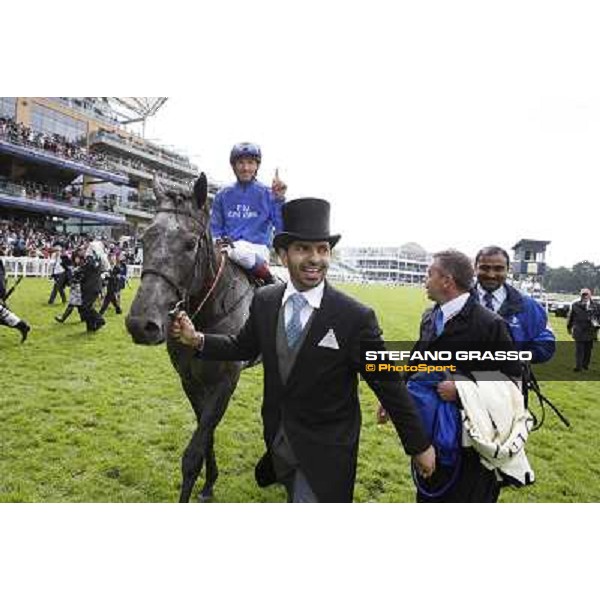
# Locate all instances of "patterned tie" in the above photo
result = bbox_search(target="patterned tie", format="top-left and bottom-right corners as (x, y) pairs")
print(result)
(483, 291), (495, 312)
(286, 293), (308, 348)
(433, 306), (444, 336)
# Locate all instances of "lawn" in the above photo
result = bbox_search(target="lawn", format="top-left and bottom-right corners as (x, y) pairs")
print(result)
(1, 279), (598, 502)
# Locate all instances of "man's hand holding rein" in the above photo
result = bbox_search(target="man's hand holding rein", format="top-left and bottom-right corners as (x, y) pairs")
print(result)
(171, 312), (204, 350)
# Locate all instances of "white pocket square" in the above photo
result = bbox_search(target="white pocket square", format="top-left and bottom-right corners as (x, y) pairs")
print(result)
(318, 328), (339, 350)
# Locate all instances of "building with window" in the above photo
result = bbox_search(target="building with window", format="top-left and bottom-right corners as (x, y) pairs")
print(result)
(0, 97), (207, 237)
(338, 243), (431, 285)
(510, 239), (550, 297)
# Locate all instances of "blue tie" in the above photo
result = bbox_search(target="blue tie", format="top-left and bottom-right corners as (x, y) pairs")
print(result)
(483, 291), (495, 312)
(433, 306), (444, 336)
(286, 293), (308, 348)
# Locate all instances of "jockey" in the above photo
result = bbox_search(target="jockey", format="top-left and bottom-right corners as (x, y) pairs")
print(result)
(210, 142), (287, 284)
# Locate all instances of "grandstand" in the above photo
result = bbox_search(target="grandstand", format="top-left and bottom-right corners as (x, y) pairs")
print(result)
(338, 243), (431, 285)
(0, 97), (211, 239)
(327, 259), (366, 283)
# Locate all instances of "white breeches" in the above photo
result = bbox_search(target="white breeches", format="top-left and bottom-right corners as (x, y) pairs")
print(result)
(0, 305), (20, 327)
(224, 240), (270, 269)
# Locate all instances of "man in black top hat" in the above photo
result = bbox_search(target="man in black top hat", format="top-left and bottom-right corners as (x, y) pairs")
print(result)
(171, 197), (435, 502)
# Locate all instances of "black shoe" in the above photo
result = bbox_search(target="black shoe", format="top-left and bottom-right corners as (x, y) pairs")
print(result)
(574, 368), (581, 372)
(54, 316), (64, 323)
(16, 321), (30, 343)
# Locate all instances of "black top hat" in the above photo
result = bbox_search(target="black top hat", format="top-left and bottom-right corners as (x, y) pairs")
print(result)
(273, 197), (341, 250)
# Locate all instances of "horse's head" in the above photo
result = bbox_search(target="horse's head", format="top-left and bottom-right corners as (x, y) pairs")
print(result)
(126, 173), (211, 345)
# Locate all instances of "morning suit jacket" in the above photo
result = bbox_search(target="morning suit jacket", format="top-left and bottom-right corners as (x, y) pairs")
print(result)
(0, 259), (6, 301)
(567, 300), (600, 342)
(411, 293), (521, 380)
(199, 281), (430, 502)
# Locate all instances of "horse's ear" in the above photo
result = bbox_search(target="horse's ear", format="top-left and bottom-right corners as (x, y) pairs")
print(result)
(193, 173), (208, 210)
(152, 175), (167, 203)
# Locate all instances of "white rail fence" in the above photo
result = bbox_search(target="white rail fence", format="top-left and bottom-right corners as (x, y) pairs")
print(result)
(2, 257), (142, 279)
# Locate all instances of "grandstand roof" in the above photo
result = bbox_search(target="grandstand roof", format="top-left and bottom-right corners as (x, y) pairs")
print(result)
(512, 239), (551, 251)
(100, 98), (168, 123)
(399, 242), (427, 257)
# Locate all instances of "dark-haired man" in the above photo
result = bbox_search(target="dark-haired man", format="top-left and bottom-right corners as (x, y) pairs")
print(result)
(398, 250), (521, 503)
(210, 142), (287, 284)
(172, 197), (435, 502)
(475, 246), (555, 364)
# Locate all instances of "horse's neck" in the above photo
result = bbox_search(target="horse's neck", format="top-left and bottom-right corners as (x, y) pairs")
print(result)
(188, 241), (226, 313)
(189, 251), (251, 328)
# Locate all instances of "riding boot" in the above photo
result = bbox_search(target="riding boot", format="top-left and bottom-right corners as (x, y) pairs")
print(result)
(251, 261), (276, 284)
(15, 320), (30, 343)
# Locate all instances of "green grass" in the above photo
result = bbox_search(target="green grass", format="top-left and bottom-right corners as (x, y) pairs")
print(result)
(1, 279), (598, 502)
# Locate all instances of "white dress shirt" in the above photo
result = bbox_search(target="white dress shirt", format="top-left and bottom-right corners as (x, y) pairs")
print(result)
(439, 292), (470, 326)
(195, 281), (325, 352)
(476, 283), (507, 313)
(281, 281), (325, 329)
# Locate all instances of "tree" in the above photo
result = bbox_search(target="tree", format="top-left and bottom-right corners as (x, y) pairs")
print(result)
(571, 261), (600, 293)
(544, 267), (576, 293)
(544, 261), (600, 294)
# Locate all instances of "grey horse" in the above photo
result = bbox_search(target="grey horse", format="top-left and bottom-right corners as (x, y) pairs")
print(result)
(126, 174), (255, 502)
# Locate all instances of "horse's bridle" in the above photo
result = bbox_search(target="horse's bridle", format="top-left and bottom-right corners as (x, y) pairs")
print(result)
(140, 206), (220, 315)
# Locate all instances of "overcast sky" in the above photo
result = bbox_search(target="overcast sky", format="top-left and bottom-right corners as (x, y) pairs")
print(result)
(138, 2), (599, 269)
(11, 1), (600, 269)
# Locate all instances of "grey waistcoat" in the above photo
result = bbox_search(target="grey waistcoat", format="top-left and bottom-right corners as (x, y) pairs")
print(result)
(271, 303), (318, 474)
(275, 302), (317, 385)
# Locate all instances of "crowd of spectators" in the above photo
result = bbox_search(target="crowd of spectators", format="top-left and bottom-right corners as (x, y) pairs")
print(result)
(0, 175), (161, 220)
(0, 117), (125, 176)
(95, 128), (196, 172)
(0, 218), (140, 264)
(0, 176), (122, 213)
(113, 155), (193, 190)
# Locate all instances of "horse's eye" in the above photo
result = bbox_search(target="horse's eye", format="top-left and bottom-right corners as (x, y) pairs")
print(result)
(184, 239), (197, 252)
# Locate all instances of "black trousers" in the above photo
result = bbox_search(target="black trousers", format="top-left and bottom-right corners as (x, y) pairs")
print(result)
(78, 302), (105, 332)
(99, 291), (122, 315)
(48, 274), (67, 304)
(417, 448), (500, 503)
(575, 341), (594, 370)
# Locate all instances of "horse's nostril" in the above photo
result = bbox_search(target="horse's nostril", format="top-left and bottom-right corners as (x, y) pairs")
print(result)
(144, 321), (161, 335)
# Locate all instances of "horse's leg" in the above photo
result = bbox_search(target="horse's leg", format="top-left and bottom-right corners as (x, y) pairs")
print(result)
(177, 375), (209, 503)
(198, 433), (217, 502)
(179, 425), (206, 503)
(177, 370), (237, 502)
(194, 367), (241, 502)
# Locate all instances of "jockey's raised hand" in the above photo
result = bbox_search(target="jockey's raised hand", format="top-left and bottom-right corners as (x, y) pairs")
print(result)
(271, 168), (287, 200)
(170, 311), (204, 349)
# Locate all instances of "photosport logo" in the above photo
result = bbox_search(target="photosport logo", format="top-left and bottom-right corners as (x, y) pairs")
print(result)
(358, 341), (598, 381)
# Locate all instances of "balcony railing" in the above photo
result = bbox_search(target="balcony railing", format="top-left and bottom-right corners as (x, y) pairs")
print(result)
(90, 131), (198, 177)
